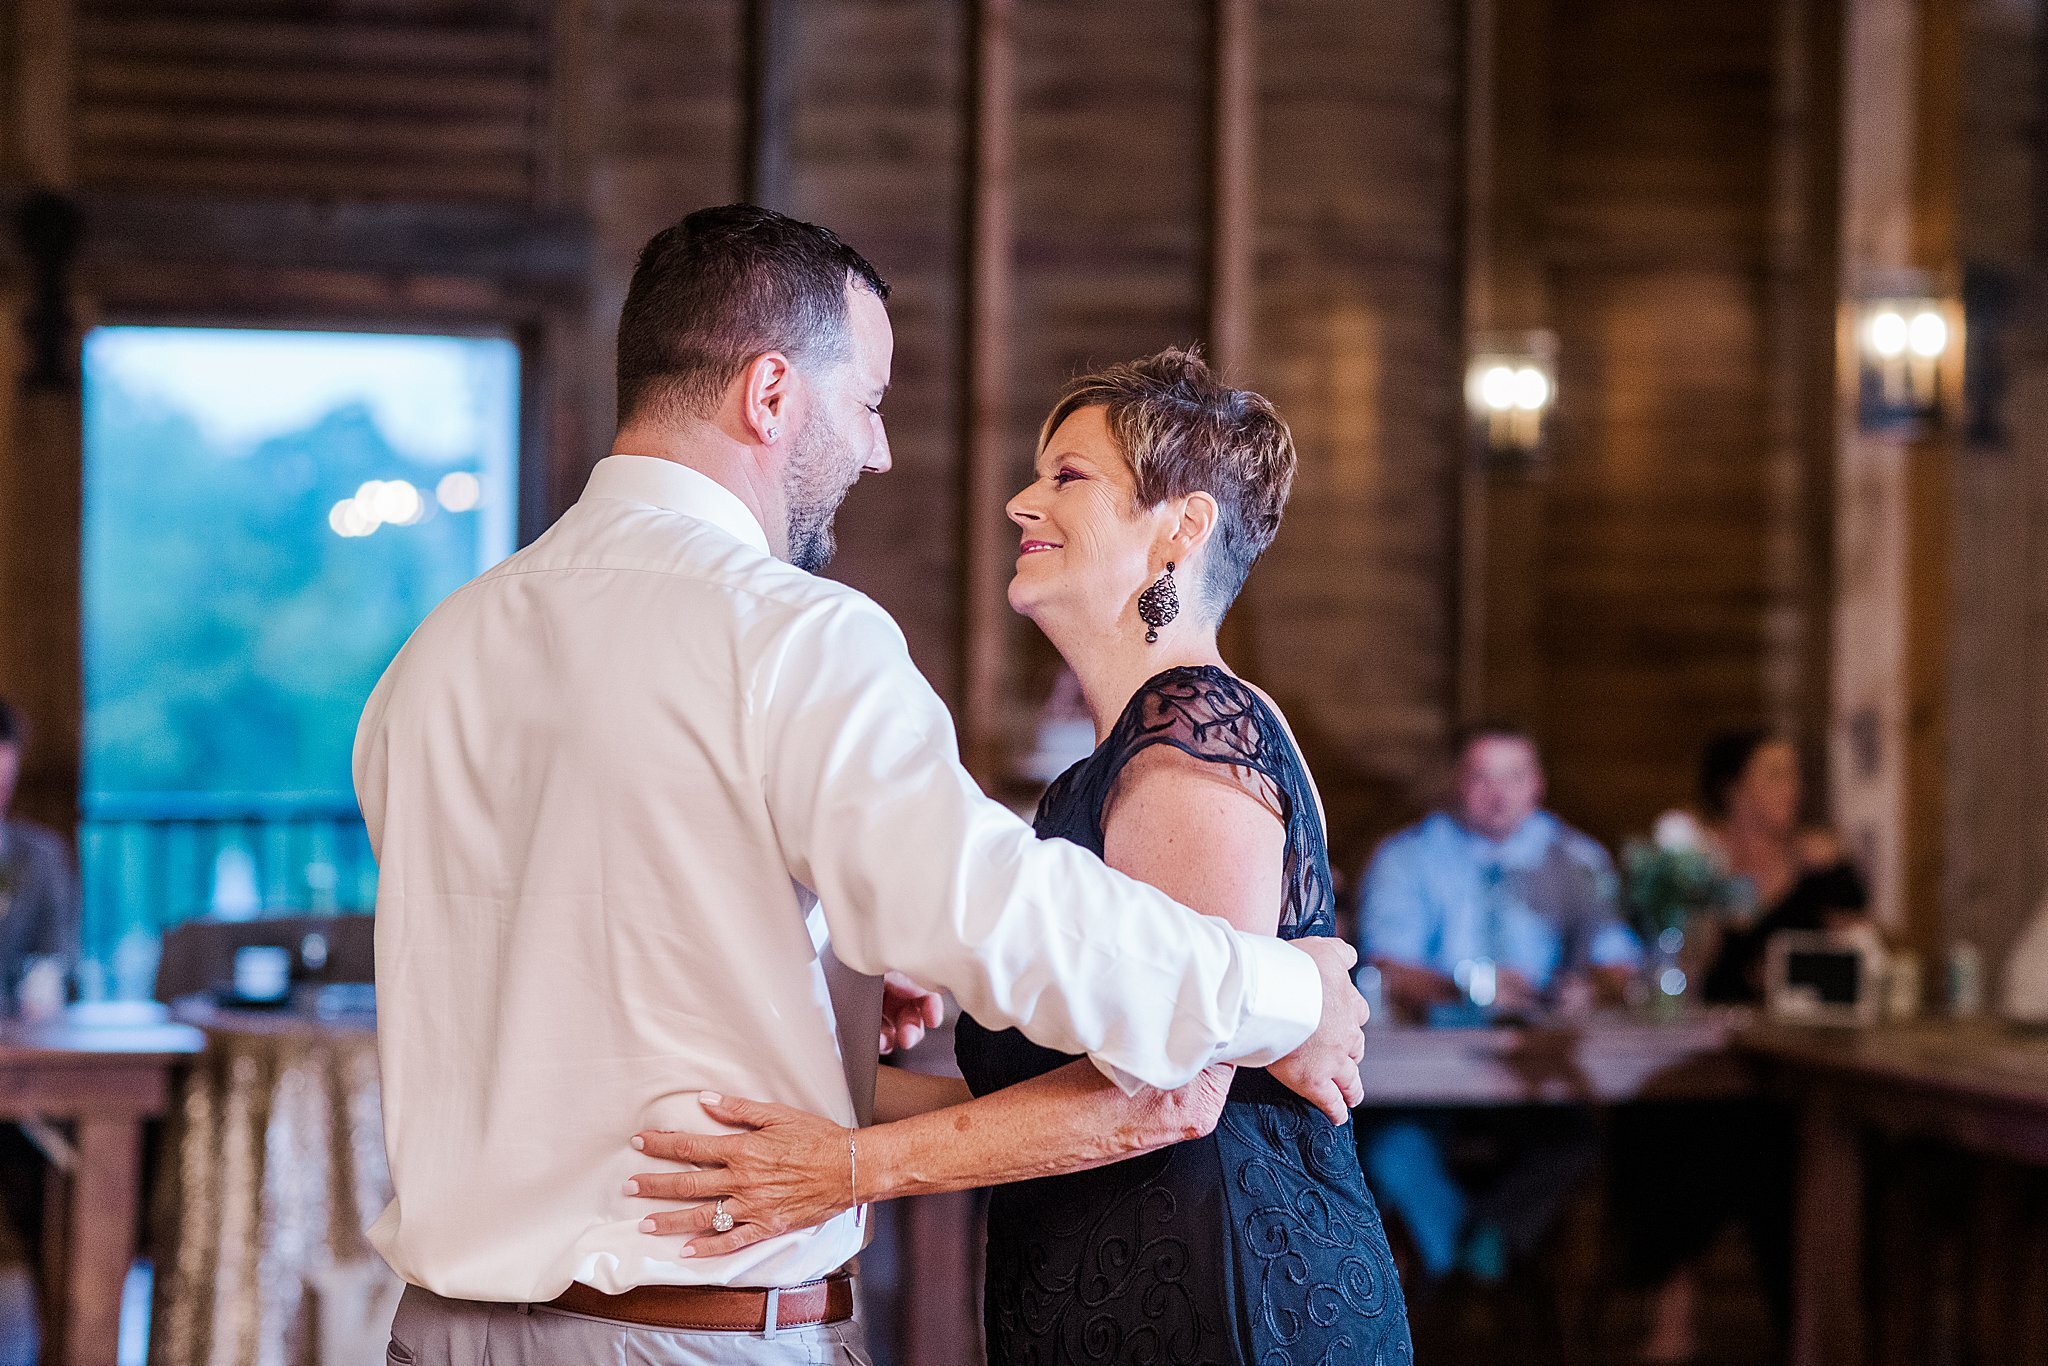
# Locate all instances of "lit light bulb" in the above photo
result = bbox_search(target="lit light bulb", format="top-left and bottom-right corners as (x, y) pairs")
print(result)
(1869, 311), (1909, 359)
(1479, 366), (1518, 412)
(1908, 310), (1948, 358)
(1512, 367), (1550, 412)
(437, 470), (483, 513)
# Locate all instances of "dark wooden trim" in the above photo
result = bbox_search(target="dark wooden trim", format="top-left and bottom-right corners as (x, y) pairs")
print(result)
(956, 0), (1015, 784)
(741, 0), (798, 210)
(19, 190), (590, 290)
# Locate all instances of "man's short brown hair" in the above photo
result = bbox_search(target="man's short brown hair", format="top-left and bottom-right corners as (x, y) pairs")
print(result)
(616, 204), (890, 427)
(1037, 347), (1296, 612)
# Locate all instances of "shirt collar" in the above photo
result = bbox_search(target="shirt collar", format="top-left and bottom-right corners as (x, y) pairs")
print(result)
(581, 455), (773, 555)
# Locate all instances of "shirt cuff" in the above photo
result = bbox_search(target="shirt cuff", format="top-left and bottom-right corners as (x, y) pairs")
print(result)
(1087, 935), (1326, 1097)
(1219, 935), (1322, 1067)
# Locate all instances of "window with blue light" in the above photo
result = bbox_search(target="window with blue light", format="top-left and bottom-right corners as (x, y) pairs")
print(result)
(79, 326), (520, 991)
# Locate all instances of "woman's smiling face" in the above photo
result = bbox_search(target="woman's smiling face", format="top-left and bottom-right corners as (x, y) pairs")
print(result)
(1005, 405), (1174, 630)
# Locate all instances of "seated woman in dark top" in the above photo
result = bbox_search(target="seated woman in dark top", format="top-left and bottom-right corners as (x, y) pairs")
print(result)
(1694, 729), (1870, 1004)
(1624, 730), (1870, 1363)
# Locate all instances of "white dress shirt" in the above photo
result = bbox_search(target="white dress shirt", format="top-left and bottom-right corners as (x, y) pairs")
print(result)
(354, 454), (1323, 1302)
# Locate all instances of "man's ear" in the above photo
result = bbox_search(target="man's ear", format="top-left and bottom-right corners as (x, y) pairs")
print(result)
(739, 352), (794, 445)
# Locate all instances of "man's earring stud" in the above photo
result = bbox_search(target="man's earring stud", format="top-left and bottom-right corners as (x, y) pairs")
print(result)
(766, 426), (779, 442)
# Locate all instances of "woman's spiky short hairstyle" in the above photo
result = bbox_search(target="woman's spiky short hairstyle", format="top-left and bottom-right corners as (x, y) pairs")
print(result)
(1037, 346), (1297, 615)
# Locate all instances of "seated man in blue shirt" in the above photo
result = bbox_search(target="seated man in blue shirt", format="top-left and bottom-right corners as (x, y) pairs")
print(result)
(1357, 723), (1640, 1283)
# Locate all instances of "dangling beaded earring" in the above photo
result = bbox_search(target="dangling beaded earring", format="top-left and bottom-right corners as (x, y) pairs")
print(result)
(1138, 562), (1180, 643)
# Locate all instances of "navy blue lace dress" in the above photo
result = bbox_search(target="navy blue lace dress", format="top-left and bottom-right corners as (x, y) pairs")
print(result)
(956, 667), (1413, 1366)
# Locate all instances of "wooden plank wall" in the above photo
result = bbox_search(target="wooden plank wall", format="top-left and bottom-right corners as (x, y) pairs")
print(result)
(0, 0), (1465, 868)
(1484, 0), (1810, 849)
(1948, 0), (2048, 977)
(1253, 0), (1464, 867)
(571, 0), (1465, 866)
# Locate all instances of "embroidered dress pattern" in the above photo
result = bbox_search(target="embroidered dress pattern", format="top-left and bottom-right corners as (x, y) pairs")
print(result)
(957, 667), (1413, 1365)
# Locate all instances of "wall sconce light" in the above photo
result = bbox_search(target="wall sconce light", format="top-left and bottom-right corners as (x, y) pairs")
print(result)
(1855, 293), (1959, 433)
(1466, 331), (1556, 463)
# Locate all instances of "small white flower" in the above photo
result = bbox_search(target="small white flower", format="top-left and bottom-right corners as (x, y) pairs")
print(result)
(1653, 810), (1706, 853)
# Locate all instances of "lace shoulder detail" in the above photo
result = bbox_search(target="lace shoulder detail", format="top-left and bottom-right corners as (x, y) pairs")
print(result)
(1083, 665), (1334, 939)
(1109, 666), (1280, 778)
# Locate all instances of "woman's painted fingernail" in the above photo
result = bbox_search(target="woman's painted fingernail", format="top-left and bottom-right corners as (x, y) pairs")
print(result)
(630, 1135), (645, 1151)
(699, 1091), (722, 1105)
(677, 1244), (696, 1259)
(623, 1179), (639, 1195)
(638, 1218), (657, 1233)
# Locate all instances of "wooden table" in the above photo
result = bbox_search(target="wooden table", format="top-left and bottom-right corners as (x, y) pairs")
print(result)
(1361, 1013), (1754, 1105)
(882, 1012), (1757, 1365)
(0, 1015), (203, 1366)
(1740, 1021), (2048, 1366)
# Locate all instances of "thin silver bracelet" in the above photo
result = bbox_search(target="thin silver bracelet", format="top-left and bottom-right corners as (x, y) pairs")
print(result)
(848, 1132), (859, 1208)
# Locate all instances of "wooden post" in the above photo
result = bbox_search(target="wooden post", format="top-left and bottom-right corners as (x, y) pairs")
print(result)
(1767, 0), (1847, 776)
(1790, 1096), (1867, 1366)
(956, 0), (1015, 785)
(742, 0), (798, 210)
(1209, 0), (1259, 670)
(1208, 0), (1255, 381)
(0, 0), (83, 834)
(1829, 0), (1960, 950)
(1454, 0), (1552, 729)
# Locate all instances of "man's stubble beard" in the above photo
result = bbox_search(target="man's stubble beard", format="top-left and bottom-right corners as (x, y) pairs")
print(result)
(782, 413), (862, 572)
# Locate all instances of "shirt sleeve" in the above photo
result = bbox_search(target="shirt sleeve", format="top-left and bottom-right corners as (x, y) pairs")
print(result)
(1358, 835), (1433, 968)
(754, 596), (1323, 1093)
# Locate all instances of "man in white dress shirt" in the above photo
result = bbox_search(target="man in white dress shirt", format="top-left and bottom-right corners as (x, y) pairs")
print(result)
(359, 205), (1368, 1364)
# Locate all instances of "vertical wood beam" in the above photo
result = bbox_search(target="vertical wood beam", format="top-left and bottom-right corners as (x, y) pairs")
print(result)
(1208, 0), (1258, 669)
(0, 0), (82, 833)
(1766, 0), (1845, 777)
(1207, 0), (1255, 380)
(742, 0), (798, 209)
(1830, 0), (1960, 950)
(1454, 0), (1552, 729)
(956, 0), (1015, 784)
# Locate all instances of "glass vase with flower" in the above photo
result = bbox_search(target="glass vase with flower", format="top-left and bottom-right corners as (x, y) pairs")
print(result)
(1623, 812), (1743, 1018)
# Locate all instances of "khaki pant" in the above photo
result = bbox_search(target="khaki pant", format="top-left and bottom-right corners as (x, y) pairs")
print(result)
(387, 1285), (874, 1365)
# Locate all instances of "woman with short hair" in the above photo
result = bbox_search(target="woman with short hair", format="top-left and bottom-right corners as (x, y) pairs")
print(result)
(631, 348), (1413, 1364)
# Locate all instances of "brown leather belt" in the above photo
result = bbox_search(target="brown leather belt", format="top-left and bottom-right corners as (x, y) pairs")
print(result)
(545, 1272), (855, 1334)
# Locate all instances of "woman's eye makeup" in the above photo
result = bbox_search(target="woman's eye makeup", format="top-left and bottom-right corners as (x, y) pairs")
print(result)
(1052, 467), (1081, 486)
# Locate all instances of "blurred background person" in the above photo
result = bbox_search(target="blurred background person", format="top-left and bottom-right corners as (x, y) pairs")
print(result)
(1354, 723), (1640, 1283)
(0, 698), (77, 1017)
(1619, 728), (1869, 1362)
(1693, 728), (1871, 1003)
(0, 697), (80, 1366)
